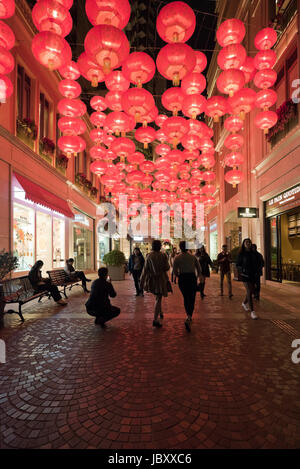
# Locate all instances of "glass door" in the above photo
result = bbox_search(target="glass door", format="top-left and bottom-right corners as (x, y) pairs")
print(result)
(268, 215), (282, 282)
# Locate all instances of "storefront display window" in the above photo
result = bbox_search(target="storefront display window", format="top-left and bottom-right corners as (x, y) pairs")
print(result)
(53, 217), (65, 268)
(13, 202), (35, 272)
(36, 211), (52, 273)
(73, 209), (94, 271)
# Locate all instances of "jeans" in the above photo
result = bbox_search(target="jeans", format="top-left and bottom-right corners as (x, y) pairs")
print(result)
(220, 271), (232, 295)
(178, 273), (197, 317)
(243, 281), (255, 311)
(132, 270), (143, 294)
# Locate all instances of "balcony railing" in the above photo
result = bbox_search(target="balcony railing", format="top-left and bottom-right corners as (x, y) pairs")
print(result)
(268, 100), (298, 148)
(271, 0), (297, 36)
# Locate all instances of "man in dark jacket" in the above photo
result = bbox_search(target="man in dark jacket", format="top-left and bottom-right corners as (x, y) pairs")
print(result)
(64, 258), (91, 293)
(217, 244), (233, 298)
(252, 244), (265, 300)
(128, 248), (145, 296)
(85, 268), (120, 327)
(236, 238), (260, 319)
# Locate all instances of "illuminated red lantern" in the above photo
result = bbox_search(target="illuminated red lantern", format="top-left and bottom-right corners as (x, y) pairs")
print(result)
(202, 170), (215, 182)
(156, 129), (168, 143)
(216, 18), (245, 47)
(105, 70), (129, 92)
(38, 0), (73, 8)
(155, 114), (168, 128)
(103, 149), (116, 161)
(59, 61), (80, 80)
(224, 151), (244, 167)
(32, 0), (72, 37)
(203, 196), (216, 207)
(162, 87), (184, 116)
(104, 111), (135, 136)
(239, 56), (256, 84)
(156, 1), (195, 43)
(218, 44), (246, 70)
(199, 137), (214, 153)
(90, 145), (107, 159)
(126, 170), (144, 186)
(90, 128), (104, 144)
(255, 89), (277, 110)
(84, 25), (130, 74)
(0, 47), (14, 74)
(135, 126), (156, 149)
(202, 184), (216, 195)
(58, 98), (86, 117)
(156, 43), (196, 86)
(224, 115), (243, 133)
(58, 79), (81, 99)
(193, 51), (207, 73)
(90, 111), (106, 128)
(58, 135), (86, 157)
(156, 143), (171, 157)
(127, 151), (145, 166)
(90, 95), (107, 112)
(0, 0), (15, 19)
(162, 116), (189, 147)
(58, 117), (86, 135)
(182, 94), (206, 119)
(111, 137), (135, 160)
(228, 88), (256, 119)
(254, 110), (278, 134)
(224, 133), (244, 150)
(187, 120), (211, 138)
(254, 69), (277, 89)
(138, 106), (158, 127)
(166, 149), (185, 166)
(205, 95), (227, 122)
(198, 154), (215, 169)
(78, 52), (104, 87)
(122, 52), (155, 87)
(225, 169), (244, 187)
(0, 21), (14, 49)
(105, 90), (123, 111)
(85, 0), (130, 28)
(31, 31), (71, 70)
(181, 134), (201, 151)
(121, 87), (155, 121)
(101, 173), (119, 189)
(0, 74), (13, 100)
(254, 49), (276, 70)
(254, 28), (277, 50)
(140, 160), (155, 173)
(181, 72), (206, 95)
(103, 134), (116, 148)
(90, 159), (108, 176)
(183, 149), (199, 161)
(217, 69), (245, 97)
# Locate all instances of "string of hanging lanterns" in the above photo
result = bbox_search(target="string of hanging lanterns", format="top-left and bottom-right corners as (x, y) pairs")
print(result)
(0, 0), (15, 101)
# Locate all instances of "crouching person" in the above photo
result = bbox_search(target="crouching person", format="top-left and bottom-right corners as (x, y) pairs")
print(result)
(85, 267), (120, 327)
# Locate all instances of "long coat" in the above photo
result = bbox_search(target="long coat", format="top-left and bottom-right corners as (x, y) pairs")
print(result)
(196, 253), (213, 278)
(140, 251), (170, 297)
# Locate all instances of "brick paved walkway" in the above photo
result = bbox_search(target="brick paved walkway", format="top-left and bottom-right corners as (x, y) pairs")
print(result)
(0, 274), (300, 449)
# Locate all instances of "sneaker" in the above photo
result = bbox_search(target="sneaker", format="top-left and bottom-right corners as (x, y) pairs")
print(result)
(153, 320), (162, 328)
(57, 299), (67, 305)
(184, 317), (191, 332)
(242, 302), (249, 311)
(251, 311), (258, 320)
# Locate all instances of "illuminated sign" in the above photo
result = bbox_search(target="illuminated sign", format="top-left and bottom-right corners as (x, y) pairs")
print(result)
(238, 207), (259, 218)
(265, 184), (300, 217)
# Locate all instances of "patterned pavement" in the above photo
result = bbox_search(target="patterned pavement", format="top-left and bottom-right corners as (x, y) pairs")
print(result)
(0, 274), (300, 449)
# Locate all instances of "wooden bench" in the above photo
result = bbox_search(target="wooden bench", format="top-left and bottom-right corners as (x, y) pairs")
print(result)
(47, 269), (85, 298)
(0, 276), (49, 322)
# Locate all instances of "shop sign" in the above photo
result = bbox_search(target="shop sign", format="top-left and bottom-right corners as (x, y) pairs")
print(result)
(74, 213), (89, 226)
(238, 207), (259, 218)
(265, 184), (300, 217)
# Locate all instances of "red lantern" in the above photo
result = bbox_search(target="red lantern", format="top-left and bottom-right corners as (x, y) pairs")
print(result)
(225, 169), (244, 187)
(0, 47), (14, 74)
(199, 137), (214, 153)
(90, 128), (104, 145)
(254, 50), (276, 70)
(138, 106), (158, 127)
(193, 51), (207, 73)
(155, 114), (168, 128)
(224, 115), (243, 133)
(0, 0), (15, 19)
(105, 90), (123, 111)
(181, 134), (201, 151)
(239, 56), (256, 84)
(126, 170), (144, 186)
(254, 28), (277, 50)
(111, 137), (135, 160)
(90, 95), (107, 111)
(90, 111), (106, 128)
(121, 87), (155, 121)
(39, 0), (73, 8)
(217, 69), (245, 97)
(0, 20), (14, 49)
(84, 25), (130, 74)
(103, 149), (116, 161)
(127, 151), (145, 166)
(90, 159), (108, 176)
(135, 126), (156, 148)
(140, 160), (155, 173)
(198, 154), (215, 169)
(255, 89), (277, 110)
(32, 0), (72, 37)
(156, 43), (196, 86)
(162, 87), (184, 115)
(166, 149), (185, 166)
(181, 72), (206, 95)
(202, 170), (216, 182)
(105, 70), (129, 92)
(58, 135), (86, 157)
(183, 149), (199, 161)
(182, 94), (206, 119)
(162, 116), (189, 147)
(31, 31), (71, 70)
(202, 184), (216, 195)
(254, 69), (277, 89)
(58, 79), (81, 99)
(187, 119), (211, 138)
(90, 145), (107, 159)
(205, 95), (227, 122)
(156, 129), (168, 143)
(85, 0), (130, 29)
(59, 61), (80, 80)
(228, 88), (256, 120)
(218, 44), (246, 70)
(101, 173), (119, 189)
(78, 52), (104, 87)
(224, 133), (244, 150)
(0, 74), (12, 100)
(57, 98), (86, 117)
(103, 134), (116, 148)
(122, 52), (155, 87)
(254, 110), (278, 134)
(216, 19), (245, 47)
(104, 111), (135, 135)
(58, 117), (86, 135)
(204, 196), (216, 207)
(156, 143), (171, 157)
(224, 151), (244, 167)
(156, 1), (196, 43)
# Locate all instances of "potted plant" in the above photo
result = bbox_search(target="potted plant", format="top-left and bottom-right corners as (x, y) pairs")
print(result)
(230, 246), (241, 280)
(56, 153), (69, 171)
(103, 250), (126, 281)
(0, 250), (19, 328)
(16, 117), (38, 149)
(90, 186), (98, 200)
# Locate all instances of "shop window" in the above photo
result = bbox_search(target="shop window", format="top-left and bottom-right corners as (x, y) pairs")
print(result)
(13, 202), (35, 272)
(53, 217), (65, 268)
(39, 93), (50, 139)
(36, 211), (52, 273)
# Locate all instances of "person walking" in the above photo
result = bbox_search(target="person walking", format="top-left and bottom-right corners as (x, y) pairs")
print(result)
(236, 238), (260, 319)
(170, 247), (178, 284)
(252, 244), (264, 300)
(64, 258), (91, 293)
(85, 267), (120, 327)
(128, 247), (145, 296)
(217, 244), (233, 298)
(195, 246), (213, 299)
(173, 241), (201, 332)
(29, 260), (67, 305)
(140, 240), (170, 328)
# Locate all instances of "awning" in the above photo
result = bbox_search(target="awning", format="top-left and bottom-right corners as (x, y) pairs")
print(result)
(14, 173), (74, 219)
